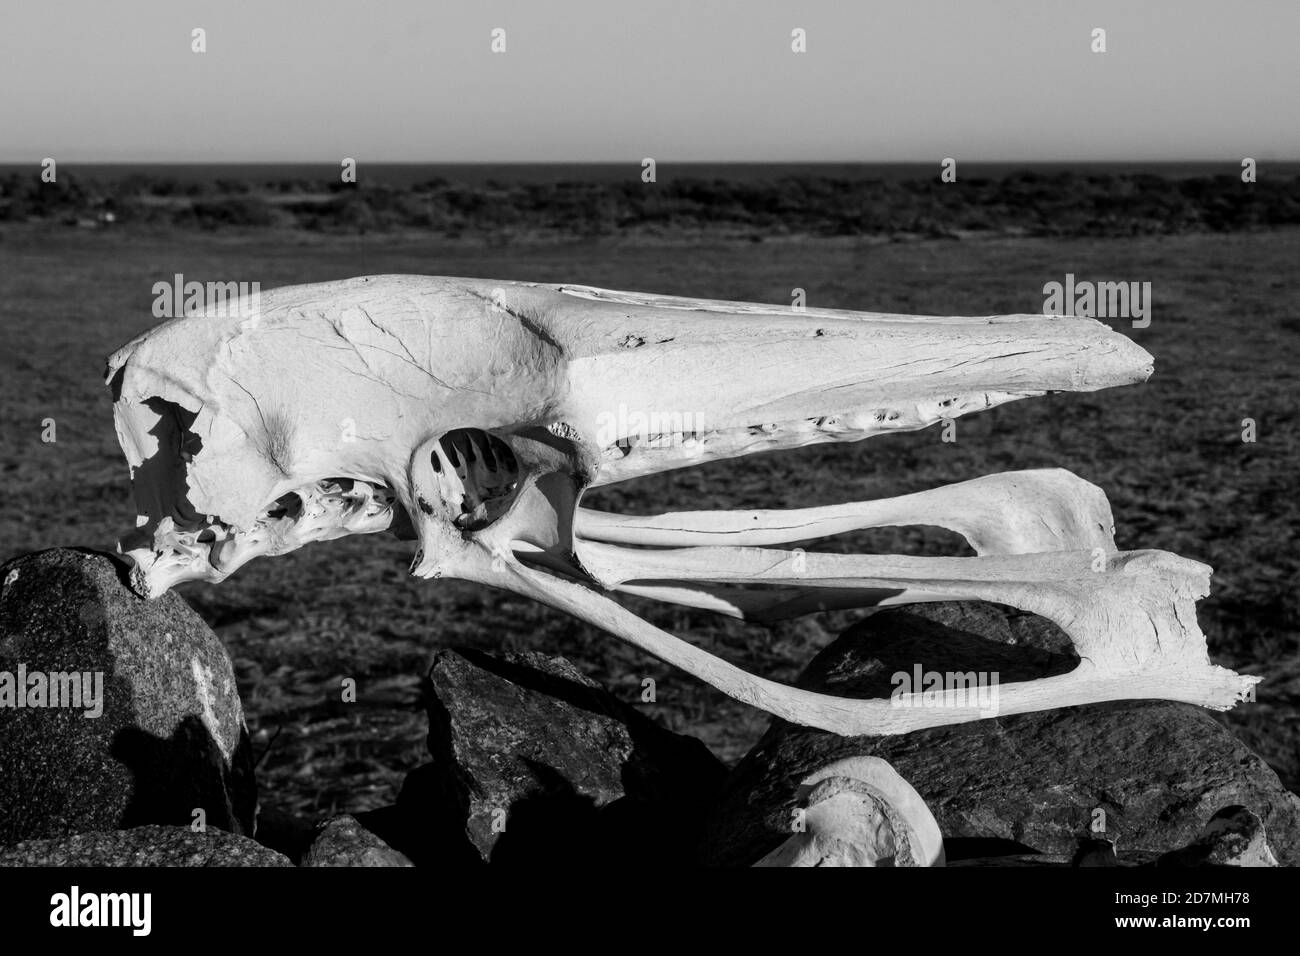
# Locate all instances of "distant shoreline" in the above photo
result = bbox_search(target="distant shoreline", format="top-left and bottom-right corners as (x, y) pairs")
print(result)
(4, 167), (1297, 239)
(3, 161), (1298, 187)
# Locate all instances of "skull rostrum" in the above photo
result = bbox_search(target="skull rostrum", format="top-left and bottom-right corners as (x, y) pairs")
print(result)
(105, 275), (1257, 736)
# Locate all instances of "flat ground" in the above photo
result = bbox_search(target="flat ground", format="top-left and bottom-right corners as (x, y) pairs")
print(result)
(1, 224), (1296, 820)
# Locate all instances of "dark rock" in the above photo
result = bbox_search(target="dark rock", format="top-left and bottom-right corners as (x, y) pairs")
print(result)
(397, 648), (727, 865)
(0, 825), (291, 866)
(701, 601), (1300, 866)
(1156, 806), (1279, 867)
(943, 836), (1040, 861)
(251, 805), (317, 864)
(386, 770), (486, 867)
(945, 837), (1157, 867)
(947, 854), (1071, 867)
(0, 549), (256, 846)
(301, 815), (413, 867)
(950, 851), (1155, 867)
(1072, 836), (1119, 867)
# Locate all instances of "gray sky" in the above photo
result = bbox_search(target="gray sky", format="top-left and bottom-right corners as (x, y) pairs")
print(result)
(1, 0), (1295, 162)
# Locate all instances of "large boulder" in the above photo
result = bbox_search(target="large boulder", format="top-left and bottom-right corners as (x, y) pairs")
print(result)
(392, 649), (727, 865)
(0, 548), (256, 846)
(0, 825), (291, 866)
(702, 602), (1300, 866)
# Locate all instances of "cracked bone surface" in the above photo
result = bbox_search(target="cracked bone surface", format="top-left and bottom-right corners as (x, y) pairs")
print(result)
(106, 274), (1257, 736)
(754, 757), (945, 867)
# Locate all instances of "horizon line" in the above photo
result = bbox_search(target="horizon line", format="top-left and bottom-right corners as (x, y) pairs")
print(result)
(1, 157), (1294, 166)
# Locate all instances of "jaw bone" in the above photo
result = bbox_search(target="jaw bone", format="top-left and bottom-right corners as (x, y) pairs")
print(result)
(105, 275), (1256, 736)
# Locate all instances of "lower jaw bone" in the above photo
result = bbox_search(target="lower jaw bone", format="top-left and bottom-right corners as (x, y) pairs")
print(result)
(546, 466), (1257, 734)
(500, 540), (1255, 737)
(577, 468), (1117, 556)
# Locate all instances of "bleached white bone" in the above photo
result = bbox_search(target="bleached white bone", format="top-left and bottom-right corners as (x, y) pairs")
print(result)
(102, 275), (1256, 737)
(571, 468), (1117, 623)
(106, 275), (1151, 533)
(577, 468), (1116, 553)
(121, 478), (395, 598)
(495, 546), (1254, 735)
(754, 756), (945, 867)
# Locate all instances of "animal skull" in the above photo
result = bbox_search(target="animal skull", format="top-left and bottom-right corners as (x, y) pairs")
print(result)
(105, 275), (1258, 736)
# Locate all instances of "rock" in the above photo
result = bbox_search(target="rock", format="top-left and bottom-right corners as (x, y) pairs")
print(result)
(395, 648), (727, 865)
(701, 601), (1300, 866)
(945, 840), (1156, 867)
(250, 805), (317, 864)
(1072, 837), (1119, 867)
(301, 815), (414, 867)
(1156, 806), (1279, 867)
(947, 854), (1072, 867)
(0, 548), (256, 846)
(0, 825), (291, 866)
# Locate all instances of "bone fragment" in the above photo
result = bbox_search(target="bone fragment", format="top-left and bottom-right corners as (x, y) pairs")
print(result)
(754, 757), (945, 867)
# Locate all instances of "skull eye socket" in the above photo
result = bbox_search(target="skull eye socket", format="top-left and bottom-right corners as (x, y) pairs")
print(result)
(431, 428), (522, 531)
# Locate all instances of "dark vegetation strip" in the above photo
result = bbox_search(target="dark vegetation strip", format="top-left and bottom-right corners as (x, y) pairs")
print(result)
(3, 171), (1297, 238)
